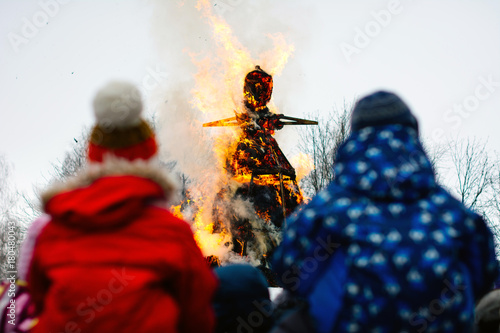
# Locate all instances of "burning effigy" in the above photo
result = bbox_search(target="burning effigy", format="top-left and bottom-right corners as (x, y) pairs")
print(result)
(203, 66), (317, 263)
(161, 0), (316, 274)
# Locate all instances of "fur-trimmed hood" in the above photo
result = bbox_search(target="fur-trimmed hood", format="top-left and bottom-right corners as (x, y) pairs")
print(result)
(40, 158), (177, 230)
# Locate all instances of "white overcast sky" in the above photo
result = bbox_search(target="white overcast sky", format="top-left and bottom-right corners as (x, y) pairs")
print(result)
(1, 0), (500, 196)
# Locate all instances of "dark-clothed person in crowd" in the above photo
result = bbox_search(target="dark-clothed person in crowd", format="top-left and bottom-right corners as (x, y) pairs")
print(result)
(21, 81), (217, 333)
(213, 264), (274, 333)
(272, 91), (498, 332)
(269, 290), (314, 333)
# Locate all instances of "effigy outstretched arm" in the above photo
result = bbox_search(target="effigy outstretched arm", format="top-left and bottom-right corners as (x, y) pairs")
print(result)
(202, 114), (317, 128)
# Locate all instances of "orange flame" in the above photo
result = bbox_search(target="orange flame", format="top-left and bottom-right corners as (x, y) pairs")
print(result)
(170, 204), (183, 219)
(178, 0), (295, 258)
(290, 152), (315, 183)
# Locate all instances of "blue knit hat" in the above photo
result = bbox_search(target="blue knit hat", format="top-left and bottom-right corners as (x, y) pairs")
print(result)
(350, 91), (419, 133)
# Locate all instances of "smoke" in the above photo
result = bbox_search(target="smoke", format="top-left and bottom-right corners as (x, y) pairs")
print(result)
(148, 0), (311, 264)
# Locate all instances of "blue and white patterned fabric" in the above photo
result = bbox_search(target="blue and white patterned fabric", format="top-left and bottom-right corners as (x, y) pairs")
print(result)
(272, 125), (498, 333)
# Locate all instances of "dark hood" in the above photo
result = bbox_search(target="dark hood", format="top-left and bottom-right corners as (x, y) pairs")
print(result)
(334, 124), (436, 201)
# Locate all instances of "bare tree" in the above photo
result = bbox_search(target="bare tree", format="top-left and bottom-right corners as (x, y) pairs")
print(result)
(434, 137), (500, 257)
(421, 138), (447, 183)
(297, 104), (351, 198)
(0, 156), (25, 279)
(492, 158), (500, 218)
(49, 132), (88, 181)
(488, 157), (500, 253)
(445, 137), (495, 214)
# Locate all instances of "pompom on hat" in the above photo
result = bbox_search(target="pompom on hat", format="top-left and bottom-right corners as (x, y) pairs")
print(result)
(87, 81), (158, 162)
(350, 91), (419, 133)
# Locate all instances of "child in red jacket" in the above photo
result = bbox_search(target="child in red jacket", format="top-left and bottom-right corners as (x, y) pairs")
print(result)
(24, 81), (217, 333)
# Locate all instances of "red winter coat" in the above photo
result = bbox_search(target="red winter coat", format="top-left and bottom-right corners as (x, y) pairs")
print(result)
(27, 160), (217, 333)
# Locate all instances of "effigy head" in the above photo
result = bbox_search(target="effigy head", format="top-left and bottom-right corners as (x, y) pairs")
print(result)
(243, 66), (273, 110)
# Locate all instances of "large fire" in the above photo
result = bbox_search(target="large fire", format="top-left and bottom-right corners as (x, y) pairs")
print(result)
(204, 65), (316, 261)
(171, 0), (316, 269)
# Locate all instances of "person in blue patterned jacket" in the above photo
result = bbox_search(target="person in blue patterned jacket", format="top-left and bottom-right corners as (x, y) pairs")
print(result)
(271, 91), (498, 333)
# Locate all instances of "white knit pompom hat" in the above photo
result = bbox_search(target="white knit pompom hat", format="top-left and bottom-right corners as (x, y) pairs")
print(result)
(88, 81), (157, 162)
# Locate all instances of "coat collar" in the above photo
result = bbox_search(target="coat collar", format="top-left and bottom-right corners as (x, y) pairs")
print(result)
(40, 157), (177, 207)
